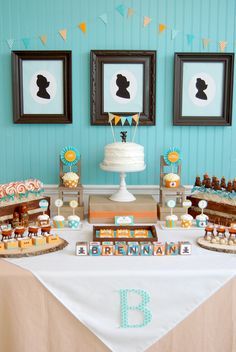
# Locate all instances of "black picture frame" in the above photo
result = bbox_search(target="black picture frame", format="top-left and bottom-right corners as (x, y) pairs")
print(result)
(12, 51), (72, 124)
(173, 53), (234, 126)
(90, 50), (156, 125)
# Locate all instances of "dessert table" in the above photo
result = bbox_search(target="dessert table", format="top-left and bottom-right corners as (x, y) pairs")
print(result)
(1, 222), (236, 352)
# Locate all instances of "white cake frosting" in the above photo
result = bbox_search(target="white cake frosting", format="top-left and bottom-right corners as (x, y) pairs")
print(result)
(100, 142), (145, 172)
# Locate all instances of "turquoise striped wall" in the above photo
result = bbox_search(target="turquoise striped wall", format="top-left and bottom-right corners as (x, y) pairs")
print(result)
(0, 0), (236, 185)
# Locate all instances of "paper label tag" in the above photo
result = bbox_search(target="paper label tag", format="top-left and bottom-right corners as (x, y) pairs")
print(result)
(183, 200), (192, 208)
(39, 199), (49, 209)
(198, 200), (208, 209)
(70, 200), (78, 208)
(167, 200), (176, 208)
(55, 199), (63, 207)
(115, 216), (134, 226)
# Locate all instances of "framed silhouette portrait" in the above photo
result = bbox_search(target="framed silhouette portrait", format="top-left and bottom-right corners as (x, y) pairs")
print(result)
(90, 50), (156, 125)
(12, 51), (72, 124)
(173, 53), (234, 126)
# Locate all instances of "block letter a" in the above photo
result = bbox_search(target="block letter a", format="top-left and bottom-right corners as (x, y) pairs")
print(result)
(119, 289), (152, 328)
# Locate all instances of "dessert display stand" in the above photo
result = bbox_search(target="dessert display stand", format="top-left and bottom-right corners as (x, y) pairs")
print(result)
(157, 156), (186, 220)
(58, 159), (84, 219)
(197, 237), (236, 254)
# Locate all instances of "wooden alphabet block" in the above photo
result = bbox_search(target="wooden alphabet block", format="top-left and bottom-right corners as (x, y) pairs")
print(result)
(127, 242), (139, 256)
(115, 242), (127, 256)
(153, 242), (165, 256)
(166, 242), (179, 255)
(89, 242), (101, 256)
(140, 242), (153, 256)
(179, 241), (192, 255)
(102, 242), (114, 256)
(75, 241), (88, 256)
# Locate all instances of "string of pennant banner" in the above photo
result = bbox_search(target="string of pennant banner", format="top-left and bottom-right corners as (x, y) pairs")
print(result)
(108, 113), (140, 143)
(1, 3), (232, 52)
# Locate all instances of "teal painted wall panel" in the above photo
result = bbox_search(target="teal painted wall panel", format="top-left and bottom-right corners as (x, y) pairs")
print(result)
(0, 0), (236, 185)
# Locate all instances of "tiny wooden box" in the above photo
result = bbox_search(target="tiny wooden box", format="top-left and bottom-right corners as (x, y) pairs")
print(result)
(32, 237), (46, 246)
(0, 242), (5, 250)
(4, 240), (18, 250)
(18, 238), (32, 248)
(46, 235), (59, 244)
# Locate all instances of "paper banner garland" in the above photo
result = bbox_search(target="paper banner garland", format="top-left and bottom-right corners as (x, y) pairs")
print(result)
(163, 147), (181, 167)
(143, 16), (151, 27)
(60, 146), (80, 167)
(59, 29), (67, 41)
(202, 38), (210, 49)
(114, 116), (121, 125)
(40, 35), (47, 45)
(159, 24), (166, 33)
(127, 8), (135, 17)
(6, 38), (14, 49)
(108, 113), (139, 126)
(116, 4), (126, 17)
(22, 38), (30, 49)
(219, 41), (227, 52)
(99, 13), (108, 25)
(78, 22), (86, 33)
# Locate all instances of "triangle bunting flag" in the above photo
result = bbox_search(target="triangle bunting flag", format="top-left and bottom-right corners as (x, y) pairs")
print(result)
(159, 23), (166, 33)
(133, 114), (139, 124)
(114, 115), (121, 125)
(6, 38), (14, 49)
(99, 13), (108, 25)
(22, 38), (30, 49)
(126, 116), (133, 125)
(219, 41), (227, 52)
(40, 35), (47, 45)
(202, 38), (210, 49)
(108, 113), (115, 123)
(59, 29), (67, 41)
(121, 116), (127, 125)
(116, 4), (126, 17)
(143, 16), (151, 27)
(127, 8), (135, 17)
(78, 22), (86, 34)
(187, 34), (195, 45)
(171, 29), (179, 40)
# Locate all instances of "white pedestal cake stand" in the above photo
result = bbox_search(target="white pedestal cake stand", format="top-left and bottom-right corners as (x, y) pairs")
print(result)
(100, 163), (146, 202)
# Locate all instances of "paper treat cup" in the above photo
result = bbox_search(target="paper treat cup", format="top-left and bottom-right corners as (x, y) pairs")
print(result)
(63, 179), (78, 188)
(53, 220), (65, 228)
(196, 219), (208, 228)
(180, 220), (192, 228)
(165, 179), (180, 188)
(68, 219), (80, 229)
(165, 219), (177, 228)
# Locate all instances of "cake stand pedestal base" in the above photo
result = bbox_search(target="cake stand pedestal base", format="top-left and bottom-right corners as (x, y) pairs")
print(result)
(109, 172), (136, 202)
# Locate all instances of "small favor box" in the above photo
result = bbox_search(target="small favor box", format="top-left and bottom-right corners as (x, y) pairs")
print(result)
(4, 240), (18, 250)
(115, 242), (127, 256)
(127, 242), (139, 256)
(75, 242), (88, 256)
(89, 242), (101, 256)
(166, 242), (179, 256)
(179, 241), (192, 255)
(153, 242), (165, 256)
(140, 242), (153, 256)
(18, 238), (33, 248)
(0, 242), (5, 250)
(102, 242), (114, 256)
(46, 235), (59, 244)
(32, 236), (46, 246)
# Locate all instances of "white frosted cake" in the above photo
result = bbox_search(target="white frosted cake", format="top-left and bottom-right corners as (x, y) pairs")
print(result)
(100, 142), (145, 172)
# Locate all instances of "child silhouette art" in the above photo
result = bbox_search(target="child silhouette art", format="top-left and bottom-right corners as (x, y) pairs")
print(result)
(36, 74), (50, 99)
(195, 78), (208, 100)
(116, 74), (130, 99)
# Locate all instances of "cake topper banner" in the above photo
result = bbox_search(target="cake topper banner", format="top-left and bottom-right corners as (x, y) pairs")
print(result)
(108, 113), (139, 126)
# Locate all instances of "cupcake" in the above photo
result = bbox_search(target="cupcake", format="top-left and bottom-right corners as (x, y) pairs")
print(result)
(180, 214), (193, 228)
(68, 215), (80, 229)
(62, 172), (79, 188)
(163, 173), (180, 188)
(37, 214), (50, 227)
(165, 214), (178, 228)
(53, 215), (65, 228)
(196, 214), (209, 228)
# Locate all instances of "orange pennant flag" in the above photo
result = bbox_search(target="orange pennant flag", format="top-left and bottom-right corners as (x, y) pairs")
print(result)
(40, 35), (47, 45)
(202, 38), (210, 49)
(159, 23), (166, 33)
(59, 29), (67, 41)
(114, 115), (121, 125)
(78, 22), (86, 34)
(143, 16), (151, 27)
(127, 8), (135, 17)
(219, 41), (227, 52)
(132, 114), (139, 124)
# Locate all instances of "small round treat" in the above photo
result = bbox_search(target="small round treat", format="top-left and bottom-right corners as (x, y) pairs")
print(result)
(14, 226), (25, 238)
(41, 225), (51, 235)
(68, 215), (80, 229)
(165, 214), (178, 228)
(180, 214), (193, 228)
(1, 228), (13, 240)
(163, 173), (180, 188)
(53, 215), (65, 228)
(28, 226), (39, 237)
(196, 214), (209, 228)
(62, 172), (79, 188)
(220, 238), (227, 245)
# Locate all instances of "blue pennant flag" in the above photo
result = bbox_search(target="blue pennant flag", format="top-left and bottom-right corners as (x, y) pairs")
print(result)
(116, 4), (126, 17)
(22, 38), (30, 49)
(126, 116), (133, 125)
(121, 116), (127, 125)
(187, 34), (195, 45)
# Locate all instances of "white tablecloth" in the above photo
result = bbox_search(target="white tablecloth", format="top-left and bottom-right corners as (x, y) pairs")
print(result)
(7, 223), (236, 352)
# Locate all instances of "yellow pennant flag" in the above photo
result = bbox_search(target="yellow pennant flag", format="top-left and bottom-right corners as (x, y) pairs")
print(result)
(114, 115), (121, 125)
(219, 41), (227, 52)
(127, 8), (135, 17)
(40, 35), (47, 45)
(132, 114), (139, 124)
(78, 22), (86, 34)
(202, 38), (210, 49)
(59, 29), (67, 41)
(159, 23), (166, 33)
(143, 16), (151, 27)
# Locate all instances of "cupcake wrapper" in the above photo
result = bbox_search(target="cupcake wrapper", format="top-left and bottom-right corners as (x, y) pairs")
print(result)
(68, 220), (80, 229)
(63, 180), (78, 188)
(165, 220), (176, 228)
(53, 220), (65, 228)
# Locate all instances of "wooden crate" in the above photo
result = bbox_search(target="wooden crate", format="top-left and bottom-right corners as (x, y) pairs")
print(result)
(60, 202), (84, 220)
(187, 195), (236, 226)
(0, 197), (50, 225)
(88, 195), (157, 224)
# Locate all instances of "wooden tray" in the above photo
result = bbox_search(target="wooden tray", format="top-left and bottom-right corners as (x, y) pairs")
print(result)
(0, 237), (68, 258)
(197, 237), (236, 254)
(93, 225), (158, 243)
